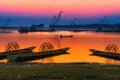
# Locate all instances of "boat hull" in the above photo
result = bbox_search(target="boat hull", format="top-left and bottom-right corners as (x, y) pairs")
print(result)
(12, 47), (70, 62)
(89, 49), (120, 60)
(0, 46), (36, 60)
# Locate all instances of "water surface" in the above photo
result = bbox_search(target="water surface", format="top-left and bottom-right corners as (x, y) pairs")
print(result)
(0, 31), (120, 64)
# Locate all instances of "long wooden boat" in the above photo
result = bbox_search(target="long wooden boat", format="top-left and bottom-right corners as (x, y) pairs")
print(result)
(60, 34), (73, 39)
(8, 47), (70, 62)
(89, 49), (120, 60)
(0, 46), (36, 60)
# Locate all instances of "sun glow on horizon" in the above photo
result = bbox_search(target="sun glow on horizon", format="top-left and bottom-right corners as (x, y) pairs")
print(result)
(0, 0), (120, 17)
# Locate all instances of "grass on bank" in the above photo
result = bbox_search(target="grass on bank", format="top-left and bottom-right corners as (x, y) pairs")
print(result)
(0, 63), (120, 80)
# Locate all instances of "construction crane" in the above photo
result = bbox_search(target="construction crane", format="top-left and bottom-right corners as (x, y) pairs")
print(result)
(5, 18), (10, 28)
(71, 18), (77, 25)
(52, 10), (63, 26)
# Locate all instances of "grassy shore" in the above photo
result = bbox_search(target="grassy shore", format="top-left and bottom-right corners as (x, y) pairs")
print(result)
(0, 62), (120, 80)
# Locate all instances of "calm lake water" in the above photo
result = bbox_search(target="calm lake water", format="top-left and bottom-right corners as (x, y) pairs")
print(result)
(0, 31), (120, 64)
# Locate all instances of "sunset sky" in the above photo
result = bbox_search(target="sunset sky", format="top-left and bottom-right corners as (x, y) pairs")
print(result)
(0, 0), (120, 26)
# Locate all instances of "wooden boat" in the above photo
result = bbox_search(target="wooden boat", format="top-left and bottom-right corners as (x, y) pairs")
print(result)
(18, 29), (29, 33)
(0, 46), (36, 60)
(89, 49), (120, 61)
(11, 47), (70, 62)
(60, 34), (73, 38)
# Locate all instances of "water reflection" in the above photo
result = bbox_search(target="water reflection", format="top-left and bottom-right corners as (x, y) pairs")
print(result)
(0, 31), (120, 64)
